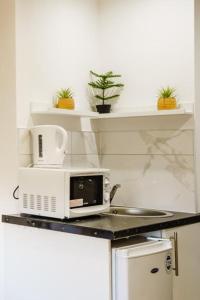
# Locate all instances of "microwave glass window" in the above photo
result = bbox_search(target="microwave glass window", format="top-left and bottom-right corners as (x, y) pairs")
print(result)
(70, 175), (103, 208)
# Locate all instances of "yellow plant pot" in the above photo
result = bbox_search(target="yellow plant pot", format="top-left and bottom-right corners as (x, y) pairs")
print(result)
(157, 97), (177, 110)
(56, 98), (75, 110)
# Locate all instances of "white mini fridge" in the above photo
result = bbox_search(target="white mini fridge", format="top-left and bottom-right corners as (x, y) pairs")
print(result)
(112, 238), (173, 300)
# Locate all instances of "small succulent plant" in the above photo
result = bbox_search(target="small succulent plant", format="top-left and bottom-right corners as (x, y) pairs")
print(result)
(158, 87), (176, 99)
(55, 88), (75, 109)
(157, 86), (178, 110)
(57, 88), (73, 99)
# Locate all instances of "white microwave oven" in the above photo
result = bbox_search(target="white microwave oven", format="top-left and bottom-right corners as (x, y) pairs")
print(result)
(19, 167), (111, 219)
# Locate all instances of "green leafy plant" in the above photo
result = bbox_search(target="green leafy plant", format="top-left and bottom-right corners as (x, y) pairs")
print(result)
(88, 71), (124, 105)
(57, 88), (73, 99)
(158, 87), (176, 99)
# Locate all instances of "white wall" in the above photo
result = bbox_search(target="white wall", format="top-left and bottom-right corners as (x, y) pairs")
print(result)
(0, 0), (18, 298)
(95, 0), (196, 212)
(194, 0), (200, 212)
(16, 0), (196, 122)
(0, 0), (17, 213)
(15, 0), (101, 127)
(17, 0), (197, 213)
(99, 0), (195, 111)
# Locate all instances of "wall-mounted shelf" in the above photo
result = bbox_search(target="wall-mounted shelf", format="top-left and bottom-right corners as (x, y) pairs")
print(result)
(91, 107), (193, 119)
(31, 108), (98, 118)
(31, 103), (194, 120)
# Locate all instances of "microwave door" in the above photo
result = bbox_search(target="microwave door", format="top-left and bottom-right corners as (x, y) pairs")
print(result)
(70, 175), (103, 208)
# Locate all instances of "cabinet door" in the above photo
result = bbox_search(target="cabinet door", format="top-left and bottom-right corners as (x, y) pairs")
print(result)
(4, 225), (112, 300)
(162, 223), (200, 300)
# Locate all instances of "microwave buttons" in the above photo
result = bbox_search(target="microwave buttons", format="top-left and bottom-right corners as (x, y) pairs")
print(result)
(104, 192), (110, 202)
(105, 186), (111, 193)
(105, 177), (110, 185)
(104, 177), (111, 193)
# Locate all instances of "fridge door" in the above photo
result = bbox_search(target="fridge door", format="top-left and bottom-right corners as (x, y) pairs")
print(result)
(113, 240), (173, 300)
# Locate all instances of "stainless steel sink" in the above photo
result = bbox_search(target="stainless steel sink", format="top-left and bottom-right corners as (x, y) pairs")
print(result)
(104, 206), (174, 218)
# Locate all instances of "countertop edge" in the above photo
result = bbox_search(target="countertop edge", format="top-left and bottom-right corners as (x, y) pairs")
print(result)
(113, 215), (200, 239)
(2, 213), (200, 240)
(2, 215), (115, 240)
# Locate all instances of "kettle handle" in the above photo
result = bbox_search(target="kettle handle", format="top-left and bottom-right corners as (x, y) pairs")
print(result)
(56, 126), (68, 154)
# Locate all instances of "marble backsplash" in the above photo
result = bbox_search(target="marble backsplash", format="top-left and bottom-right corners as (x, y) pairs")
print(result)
(100, 129), (195, 212)
(18, 124), (196, 213)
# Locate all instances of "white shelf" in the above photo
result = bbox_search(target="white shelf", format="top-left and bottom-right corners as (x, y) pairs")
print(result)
(91, 108), (193, 119)
(31, 107), (99, 118)
(31, 102), (194, 120)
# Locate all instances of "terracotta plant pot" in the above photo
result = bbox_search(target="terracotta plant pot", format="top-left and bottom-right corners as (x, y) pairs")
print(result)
(96, 104), (111, 114)
(157, 97), (177, 110)
(57, 98), (75, 110)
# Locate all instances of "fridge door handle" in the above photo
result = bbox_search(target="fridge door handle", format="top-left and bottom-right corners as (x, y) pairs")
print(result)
(170, 232), (179, 277)
(148, 234), (179, 276)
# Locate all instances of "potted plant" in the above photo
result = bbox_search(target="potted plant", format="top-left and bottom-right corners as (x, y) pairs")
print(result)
(88, 70), (124, 113)
(157, 87), (177, 110)
(55, 88), (75, 110)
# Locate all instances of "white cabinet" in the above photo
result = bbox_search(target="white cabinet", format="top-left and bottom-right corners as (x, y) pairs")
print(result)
(4, 222), (200, 300)
(162, 223), (200, 300)
(4, 225), (111, 300)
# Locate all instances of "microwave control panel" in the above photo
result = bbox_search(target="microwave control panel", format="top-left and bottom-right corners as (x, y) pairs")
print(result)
(104, 175), (111, 203)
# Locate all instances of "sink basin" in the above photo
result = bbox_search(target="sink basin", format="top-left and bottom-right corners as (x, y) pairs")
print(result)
(104, 206), (174, 218)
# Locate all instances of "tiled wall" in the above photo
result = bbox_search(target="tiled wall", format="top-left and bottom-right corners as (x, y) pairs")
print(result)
(18, 129), (100, 169)
(97, 116), (195, 213)
(18, 115), (196, 213)
(100, 130), (195, 212)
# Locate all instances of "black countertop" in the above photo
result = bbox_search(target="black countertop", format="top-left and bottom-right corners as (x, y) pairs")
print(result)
(2, 211), (200, 240)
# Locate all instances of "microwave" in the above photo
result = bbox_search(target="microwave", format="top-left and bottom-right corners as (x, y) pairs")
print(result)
(19, 167), (111, 219)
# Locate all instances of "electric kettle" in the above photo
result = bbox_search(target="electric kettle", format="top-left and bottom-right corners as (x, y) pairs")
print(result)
(31, 125), (68, 168)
